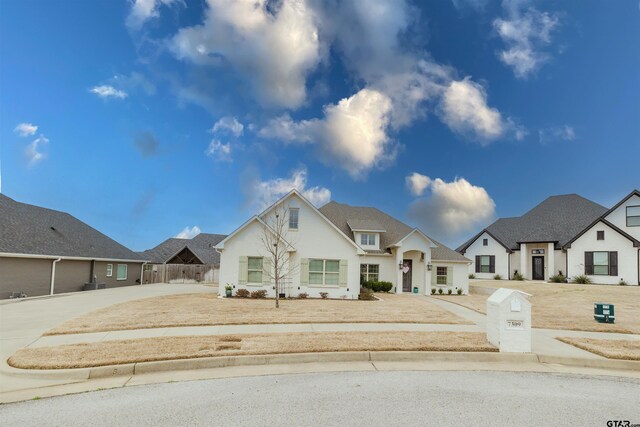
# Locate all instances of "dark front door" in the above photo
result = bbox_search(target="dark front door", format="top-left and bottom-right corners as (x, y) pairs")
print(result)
(532, 256), (545, 280)
(402, 259), (412, 292)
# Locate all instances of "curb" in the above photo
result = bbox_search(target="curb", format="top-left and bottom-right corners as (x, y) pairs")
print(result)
(5, 351), (638, 382)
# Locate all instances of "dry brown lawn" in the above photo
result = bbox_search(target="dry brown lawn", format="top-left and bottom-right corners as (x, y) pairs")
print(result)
(434, 281), (640, 334)
(556, 337), (640, 361)
(45, 293), (469, 336)
(8, 331), (496, 369)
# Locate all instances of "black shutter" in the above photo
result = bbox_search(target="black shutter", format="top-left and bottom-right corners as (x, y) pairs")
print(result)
(475, 256), (480, 273)
(585, 252), (594, 275)
(609, 252), (618, 276)
(489, 256), (496, 273)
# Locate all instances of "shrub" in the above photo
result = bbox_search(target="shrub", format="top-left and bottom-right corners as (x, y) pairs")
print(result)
(431, 288), (436, 295)
(549, 274), (568, 283)
(468, 274), (476, 279)
(457, 288), (463, 295)
(512, 272), (524, 281)
(298, 292), (309, 299)
(379, 281), (393, 292)
(235, 289), (250, 298)
(319, 292), (329, 299)
(361, 281), (373, 290)
(572, 275), (591, 284)
(437, 288), (443, 295)
(224, 284), (233, 291)
(358, 288), (375, 301)
(250, 290), (267, 299)
(619, 279), (628, 286)
(372, 282), (382, 292)
(493, 274), (502, 280)
(447, 289), (452, 295)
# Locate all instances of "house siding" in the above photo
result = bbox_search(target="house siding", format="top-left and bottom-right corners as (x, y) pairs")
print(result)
(603, 193), (640, 241)
(0, 257), (52, 299)
(462, 232), (510, 279)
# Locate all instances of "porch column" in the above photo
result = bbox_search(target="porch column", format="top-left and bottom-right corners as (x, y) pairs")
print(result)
(424, 256), (430, 295)
(547, 242), (555, 279)
(395, 249), (403, 294)
(520, 243), (528, 280)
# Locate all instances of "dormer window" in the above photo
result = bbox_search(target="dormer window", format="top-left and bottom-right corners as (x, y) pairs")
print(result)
(360, 233), (376, 246)
(289, 208), (299, 230)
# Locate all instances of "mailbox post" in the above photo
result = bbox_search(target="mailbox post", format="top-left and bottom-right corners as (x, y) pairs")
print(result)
(486, 288), (532, 353)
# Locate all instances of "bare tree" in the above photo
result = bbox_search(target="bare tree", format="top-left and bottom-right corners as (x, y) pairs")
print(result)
(260, 202), (297, 308)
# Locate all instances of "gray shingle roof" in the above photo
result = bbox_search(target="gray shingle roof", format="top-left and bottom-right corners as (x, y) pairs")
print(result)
(0, 194), (142, 260)
(140, 233), (226, 266)
(347, 219), (386, 232)
(457, 194), (608, 252)
(319, 201), (469, 262)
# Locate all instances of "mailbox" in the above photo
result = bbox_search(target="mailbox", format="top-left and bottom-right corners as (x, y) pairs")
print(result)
(594, 303), (615, 324)
(486, 288), (532, 353)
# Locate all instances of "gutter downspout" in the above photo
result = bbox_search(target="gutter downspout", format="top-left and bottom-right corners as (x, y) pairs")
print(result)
(50, 258), (62, 295)
(215, 248), (223, 297)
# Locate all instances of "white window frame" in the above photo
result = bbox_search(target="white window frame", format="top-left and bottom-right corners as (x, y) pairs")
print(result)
(593, 251), (609, 276)
(309, 259), (340, 286)
(116, 264), (127, 281)
(106, 264), (113, 277)
(360, 233), (376, 246)
(247, 257), (263, 283)
(436, 266), (448, 285)
(360, 264), (379, 282)
(627, 205), (640, 227)
(289, 208), (299, 230)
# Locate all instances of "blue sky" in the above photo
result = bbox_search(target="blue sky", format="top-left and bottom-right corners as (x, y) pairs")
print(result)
(1, 0), (638, 251)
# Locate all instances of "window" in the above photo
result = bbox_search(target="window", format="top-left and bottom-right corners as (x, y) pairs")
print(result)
(483, 238), (488, 246)
(289, 208), (299, 230)
(360, 233), (376, 246)
(360, 264), (379, 283)
(309, 259), (340, 285)
(436, 267), (448, 285)
(597, 230), (605, 240)
(476, 255), (494, 273)
(627, 206), (640, 227)
(248, 257), (263, 283)
(106, 264), (113, 277)
(116, 264), (127, 281)
(593, 252), (609, 275)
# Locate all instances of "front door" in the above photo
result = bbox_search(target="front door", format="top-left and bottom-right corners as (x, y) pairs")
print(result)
(402, 259), (412, 292)
(532, 256), (545, 280)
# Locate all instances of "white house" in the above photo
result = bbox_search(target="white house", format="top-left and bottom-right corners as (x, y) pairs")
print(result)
(215, 190), (470, 299)
(457, 190), (640, 285)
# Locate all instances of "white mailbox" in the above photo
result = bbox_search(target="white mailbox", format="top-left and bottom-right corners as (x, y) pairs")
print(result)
(486, 288), (532, 353)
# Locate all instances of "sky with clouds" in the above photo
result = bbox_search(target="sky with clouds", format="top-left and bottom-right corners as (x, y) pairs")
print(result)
(1, 0), (638, 251)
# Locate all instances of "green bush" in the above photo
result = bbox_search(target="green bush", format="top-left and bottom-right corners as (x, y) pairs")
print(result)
(512, 272), (524, 281)
(235, 289), (250, 298)
(431, 288), (436, 295)
(572, 275), (591, 284)
(457, 288), (463, 295)
(438, 288), (443, 295)
(380, 281), (393, 292)
(468, 273), (476, 279)
(493, 274), (502, 280)
(447, 289), (452, 295)
(362, 281), (393, 293)
(549, 274), (568, 283)
(619, 279), (628, 286)
(358, 288), (375, 300)
(298, 292), (308, 299)
(250, 290), (267, 299)
(361, 281), (373, 290)
(319, 292), (329, 299)
(372, 282), (382, 292)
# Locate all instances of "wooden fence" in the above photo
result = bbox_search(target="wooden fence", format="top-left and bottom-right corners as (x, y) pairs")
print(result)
(142, 264), (218, 284)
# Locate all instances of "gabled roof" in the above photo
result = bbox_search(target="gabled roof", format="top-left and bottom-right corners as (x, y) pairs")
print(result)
(563, 217), (640, 249)
(0, 194), (142, 261)
(457, 194), (608, 253)
(602, 189), (640, 219)
(347, 219), (386, 232)
(140, 233), (226, 266)
(319, 201), (469, 262)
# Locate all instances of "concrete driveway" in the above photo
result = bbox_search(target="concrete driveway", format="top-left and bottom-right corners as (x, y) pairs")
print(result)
(0, 283), (216, 392)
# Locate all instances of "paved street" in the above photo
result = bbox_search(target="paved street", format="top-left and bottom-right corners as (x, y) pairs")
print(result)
(1, 371), (639, 426)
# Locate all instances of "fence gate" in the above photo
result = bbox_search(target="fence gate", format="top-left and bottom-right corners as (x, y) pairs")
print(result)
(142, 264), (218, 284)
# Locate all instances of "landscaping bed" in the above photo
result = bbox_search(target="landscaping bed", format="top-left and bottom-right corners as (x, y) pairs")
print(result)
(45, 293), (470, 335)
(433, 281), (640, 334)
(8, 331), (496, 369)
(556, 337), (640, 361)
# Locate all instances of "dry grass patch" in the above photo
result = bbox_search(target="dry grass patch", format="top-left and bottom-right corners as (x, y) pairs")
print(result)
(435, 281), (640, 334)
(9, 332), (495, 369)
(45, 293), (469, 335)
(556, 337), (640, 361)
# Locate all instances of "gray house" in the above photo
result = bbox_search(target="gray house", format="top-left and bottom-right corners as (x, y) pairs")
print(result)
(0, 194), (145, 299)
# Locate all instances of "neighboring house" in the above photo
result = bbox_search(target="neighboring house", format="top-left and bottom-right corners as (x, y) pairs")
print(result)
(215, 190), (470, 299)
(457, 190), (640, 285)
(139, 233), (226, 284)
(0, 194), (145, 299)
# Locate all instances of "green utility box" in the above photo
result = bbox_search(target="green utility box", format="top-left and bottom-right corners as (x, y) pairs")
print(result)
(413, 287), (418, 294)
(594, 303), (615, 323)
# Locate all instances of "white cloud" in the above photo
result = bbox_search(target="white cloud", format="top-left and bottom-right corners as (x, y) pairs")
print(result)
(205, 139), (232, 161)
(175, 225), (201, 239)
(493, 3), (560, 79)
(14, 123), (38, 137)
(251, 168), (331, 211)
(90, 85), (128, 99)
(25, 135), (49, 166)
(211, 117), (244, 137)
(408, 176), (496, 242)
(539, 125), (575, 144)
(126, 0), (180, 30)
(171, 0), (322, 109)
(406, 172), (432, 197)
